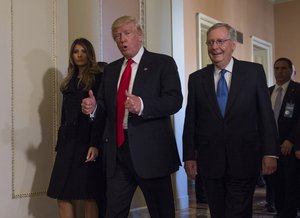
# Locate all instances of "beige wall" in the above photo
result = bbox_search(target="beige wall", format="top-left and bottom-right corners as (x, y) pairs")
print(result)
(0, 0), (68, 217)
(183, 0), (275, 82)
(274, 0), (300, 81)
(68, 0), (102, 60)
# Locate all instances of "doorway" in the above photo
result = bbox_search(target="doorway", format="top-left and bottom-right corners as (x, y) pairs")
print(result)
(251, 36), (274, 86)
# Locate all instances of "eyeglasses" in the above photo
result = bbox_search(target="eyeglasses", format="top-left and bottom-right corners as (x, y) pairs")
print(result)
(206, 39), (231, 47)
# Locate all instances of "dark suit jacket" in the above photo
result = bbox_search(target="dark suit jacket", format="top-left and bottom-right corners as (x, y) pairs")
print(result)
(94, 49), (183, 179)
(183, 58), (279, 179)
(269, 80), (300, 147)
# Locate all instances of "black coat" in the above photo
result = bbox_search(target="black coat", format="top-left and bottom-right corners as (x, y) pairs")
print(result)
(47, 71), (105, 199)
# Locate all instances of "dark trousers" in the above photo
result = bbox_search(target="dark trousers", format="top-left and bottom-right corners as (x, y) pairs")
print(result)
(195, 174), (207, 202)
(105, 135), (175, 218)
(97, 156), (106, 218)
(195, 157), (207, 203)
(203, 176), (257, 218)
(273, 155), (298, 218)
(264, 174), (275, 206)
(296, 158), (300, 212)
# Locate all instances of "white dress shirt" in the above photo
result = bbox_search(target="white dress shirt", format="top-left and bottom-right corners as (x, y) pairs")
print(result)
(213, 58), (234, 92)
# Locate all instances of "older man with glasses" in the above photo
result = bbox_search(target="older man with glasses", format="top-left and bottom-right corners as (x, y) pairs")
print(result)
(183, 23), (279, 218)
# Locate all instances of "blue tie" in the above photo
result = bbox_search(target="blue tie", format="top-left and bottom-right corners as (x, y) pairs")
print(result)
(217, 69), (228, 116)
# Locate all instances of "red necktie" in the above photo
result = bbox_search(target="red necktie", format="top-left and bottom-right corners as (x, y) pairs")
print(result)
(117, 59), (133, 147)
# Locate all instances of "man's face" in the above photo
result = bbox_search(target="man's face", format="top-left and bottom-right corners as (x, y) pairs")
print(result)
(274, 60), (292, 85)
(206, 27), (236, 69)
(113, 22), (143, 59)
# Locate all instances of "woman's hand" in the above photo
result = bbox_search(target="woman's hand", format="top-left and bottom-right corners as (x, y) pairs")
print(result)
(85, 146), (99, 162)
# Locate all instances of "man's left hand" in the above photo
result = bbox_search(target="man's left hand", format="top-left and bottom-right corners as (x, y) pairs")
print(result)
(125, 90), (141, 114)
(280, 140), (293, 156)
(262, 156), (277, 175)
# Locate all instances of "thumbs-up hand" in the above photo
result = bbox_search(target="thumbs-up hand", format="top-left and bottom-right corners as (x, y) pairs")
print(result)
(124, 90), (141, 114)
(81, 90), (96, 115)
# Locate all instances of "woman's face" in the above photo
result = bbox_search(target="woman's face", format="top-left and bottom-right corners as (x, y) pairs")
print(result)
(72, 44), (88, 68)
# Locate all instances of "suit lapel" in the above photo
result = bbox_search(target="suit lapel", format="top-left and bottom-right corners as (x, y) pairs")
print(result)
(269, 86), (275, 95)
(202, 65), (224, 118)
(110, 59), (124, 108)
(280, 81), (296, 117)
(225, 60), (246, 117)
(131, 50), (150, 94)
(204, 60), (246, 119)
(270, 81), (296, 118)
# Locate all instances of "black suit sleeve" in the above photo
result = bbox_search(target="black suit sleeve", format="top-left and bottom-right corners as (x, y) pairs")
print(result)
(89, 65), (107, 148)
(141, 55), (183, 119)
(182, 73), (197, 161)
(255, 65), (279, 156)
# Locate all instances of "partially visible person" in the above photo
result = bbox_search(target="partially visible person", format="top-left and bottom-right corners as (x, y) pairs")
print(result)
(296, 140), (300, 218)
(295, 140), (300, 218)
(183, 23), (279, 218)
(254, 167), (275, 213)
(270, 57), (300, 218)
(81, 16), (182, 218)
(94, 61), (108, 218)
(256, 172), (266, 188)
(290, 65), (300, 218)
(263, 173), (276, 213)
(291, 64), (296, 81)
(295, 108), (300, 218)
(47, 38), (106, 218)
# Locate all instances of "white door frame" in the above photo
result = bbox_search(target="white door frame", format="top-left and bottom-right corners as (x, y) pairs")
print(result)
(251, 36), (274, 86)
(197, 13), (220, 68)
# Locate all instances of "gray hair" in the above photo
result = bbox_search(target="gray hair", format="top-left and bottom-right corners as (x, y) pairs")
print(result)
(207, 23), (237, 41)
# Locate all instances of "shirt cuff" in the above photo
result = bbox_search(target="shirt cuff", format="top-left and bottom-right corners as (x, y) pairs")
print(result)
(138, 97), (144, 116)
(89, 104), (97, 120)
(264, 155), (279, 159)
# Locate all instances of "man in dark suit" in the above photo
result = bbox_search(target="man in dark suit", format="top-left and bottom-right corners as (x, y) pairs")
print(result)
(183, 23), (279, 218)
(295, 132), (300, 217)
(82, 16), (183, 218)
(268, 57), (300, 218)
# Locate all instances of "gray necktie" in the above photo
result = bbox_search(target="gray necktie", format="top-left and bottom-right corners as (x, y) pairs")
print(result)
(274, 86), (283, 122)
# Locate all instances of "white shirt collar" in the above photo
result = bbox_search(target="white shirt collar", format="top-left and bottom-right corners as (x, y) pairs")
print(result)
(214, 58), (234, 75)
(275, 80), (290, 92)
(123, 46), (144, 65)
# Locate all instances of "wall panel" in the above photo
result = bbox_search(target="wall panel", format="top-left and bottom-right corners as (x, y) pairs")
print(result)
(11, 0), (58, 198)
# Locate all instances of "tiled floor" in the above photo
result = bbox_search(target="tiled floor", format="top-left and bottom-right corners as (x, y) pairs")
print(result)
(129, 182), (276, 218)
